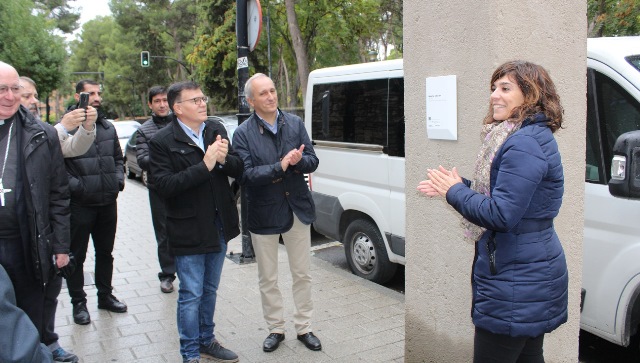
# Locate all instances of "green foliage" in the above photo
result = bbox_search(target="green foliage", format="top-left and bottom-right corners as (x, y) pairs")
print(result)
(0, 0), (66, 95)
(33, 0), (80, 34)
(588, 0), (640, 37)
(188, 0), (403, 110)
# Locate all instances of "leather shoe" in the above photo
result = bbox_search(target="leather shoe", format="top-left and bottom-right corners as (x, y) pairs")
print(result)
(297, 332), (321, 351)
(263, 333), (285, 352)
(72, 302), (90, 325)
(97, 294), (127, 313)
(160, 279), (174, 293)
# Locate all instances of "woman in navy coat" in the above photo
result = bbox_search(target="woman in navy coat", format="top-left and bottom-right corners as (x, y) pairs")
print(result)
(418, 61), (568, 363)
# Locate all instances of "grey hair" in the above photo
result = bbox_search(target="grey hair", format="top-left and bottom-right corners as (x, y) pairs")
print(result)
(19, 76), (36, 87)
(244, 73), (270, 100)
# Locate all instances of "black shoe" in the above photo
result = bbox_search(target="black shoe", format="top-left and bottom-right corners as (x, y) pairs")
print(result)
(97, 294), (127, 313)
(72, 302), (90, 325)
(263, 333), (285, 352)
(160, 279), (174, 293)
(297, 332), (321, 351)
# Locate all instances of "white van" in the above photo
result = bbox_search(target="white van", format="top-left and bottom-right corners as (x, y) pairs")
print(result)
(305, 37), (640, 349)
(304, 59), (405, 284)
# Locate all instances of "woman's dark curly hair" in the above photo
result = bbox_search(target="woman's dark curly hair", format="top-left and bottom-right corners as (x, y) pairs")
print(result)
(483, 60), (564, 132)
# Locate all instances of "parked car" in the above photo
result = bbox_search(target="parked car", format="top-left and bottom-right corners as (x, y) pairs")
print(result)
(304, 37), (640, 351)
(124, 131), (147, 186)
(108, 120), (141, 155)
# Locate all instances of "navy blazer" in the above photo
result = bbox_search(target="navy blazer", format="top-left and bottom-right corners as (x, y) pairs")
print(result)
(232, 110), (318, 234)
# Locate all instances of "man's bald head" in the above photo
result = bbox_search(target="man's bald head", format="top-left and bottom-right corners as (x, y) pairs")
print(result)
(0, 61), (22, 119)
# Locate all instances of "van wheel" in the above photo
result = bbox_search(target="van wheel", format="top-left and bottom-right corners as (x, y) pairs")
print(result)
(141, 170), (148, 187)
(344, 219), (397, 284)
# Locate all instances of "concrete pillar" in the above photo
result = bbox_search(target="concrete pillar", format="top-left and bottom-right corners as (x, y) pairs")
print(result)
(404, 1), (586, 362)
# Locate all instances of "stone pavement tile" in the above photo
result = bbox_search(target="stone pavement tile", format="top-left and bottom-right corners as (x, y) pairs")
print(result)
(130, 340), (181, 359)
(119, 320), (164, 337)
(122, 293), (163, 308)
(100, 333), (151, 350)
(360, 303), (405, 321)
(358, 315), (404, 335)
(133, 356), (170, 363)
(81, 349), (136, 363)
(357, 344), (406, 363)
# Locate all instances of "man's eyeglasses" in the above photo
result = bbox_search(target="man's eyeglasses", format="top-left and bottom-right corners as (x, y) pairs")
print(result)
(0, 85), (23, 96)
(177, 96), (209, 105)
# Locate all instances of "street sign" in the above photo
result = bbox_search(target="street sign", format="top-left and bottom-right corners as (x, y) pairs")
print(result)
(247, 0), (262, 52)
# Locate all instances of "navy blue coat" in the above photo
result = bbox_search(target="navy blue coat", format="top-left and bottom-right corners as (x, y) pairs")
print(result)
(446, 113), (568, 337)
(232, 110), (318, 234)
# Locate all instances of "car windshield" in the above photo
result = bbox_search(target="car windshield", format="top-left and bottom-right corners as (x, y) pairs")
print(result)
(112, 122), (140, 139)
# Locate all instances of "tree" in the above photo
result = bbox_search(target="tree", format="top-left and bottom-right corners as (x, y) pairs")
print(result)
(0, 0), (67, 95)
(588, 0), (640, 37)
(34, 0), (81, 34)
(110, 0), (198, 82)
(68, 16), (144, 119)
(285, 0), (310, 104)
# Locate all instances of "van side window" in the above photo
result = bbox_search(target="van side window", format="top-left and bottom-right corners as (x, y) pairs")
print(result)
(387, 78), (405, 157)
(312, 79), (387, 146)
(311, 78), (405, 157)
(586, 69), (605, 184)
(590, 69), (640, 182)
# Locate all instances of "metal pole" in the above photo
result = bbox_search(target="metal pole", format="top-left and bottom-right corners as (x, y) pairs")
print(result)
(237, 0), (254, 262)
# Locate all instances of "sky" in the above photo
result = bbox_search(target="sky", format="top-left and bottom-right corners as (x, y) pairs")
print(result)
(66, 0), (112, 42)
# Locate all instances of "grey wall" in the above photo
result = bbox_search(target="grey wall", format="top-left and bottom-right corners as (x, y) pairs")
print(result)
(404, 1), (586, 362)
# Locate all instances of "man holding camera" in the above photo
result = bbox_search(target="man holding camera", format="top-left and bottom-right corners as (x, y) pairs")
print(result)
(0, 61), (72, 361)
(61, 79), (127, 326)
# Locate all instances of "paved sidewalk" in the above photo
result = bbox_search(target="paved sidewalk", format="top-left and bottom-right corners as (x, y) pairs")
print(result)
(55, 181), (405, 362)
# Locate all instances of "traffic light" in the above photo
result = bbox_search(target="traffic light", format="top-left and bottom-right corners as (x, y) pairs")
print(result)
(140, 51), (150, 67)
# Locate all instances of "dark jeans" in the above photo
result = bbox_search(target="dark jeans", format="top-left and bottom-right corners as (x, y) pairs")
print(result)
(149, 188), (175, 281)
(66, 202), (118, 305)
(474, 327), (545, 363)
(0, 237), (62, 346)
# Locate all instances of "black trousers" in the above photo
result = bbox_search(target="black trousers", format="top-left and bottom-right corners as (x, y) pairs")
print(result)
(149, 188), (175, 281)
(0, 238), (62, 347)
(474, 327), (545, 363)
(66, 202), (117, 305)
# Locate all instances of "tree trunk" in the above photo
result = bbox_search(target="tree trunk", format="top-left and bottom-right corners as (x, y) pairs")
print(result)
(284, 0), (310, 106)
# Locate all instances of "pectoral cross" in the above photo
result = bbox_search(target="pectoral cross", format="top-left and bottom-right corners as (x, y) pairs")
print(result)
(0, 179), (12, 207)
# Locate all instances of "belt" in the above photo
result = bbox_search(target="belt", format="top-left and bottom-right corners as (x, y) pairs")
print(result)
(510, 218), (553, 234)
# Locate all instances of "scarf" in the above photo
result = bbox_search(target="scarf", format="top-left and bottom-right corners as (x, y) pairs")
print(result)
(462, 119), (522, 243)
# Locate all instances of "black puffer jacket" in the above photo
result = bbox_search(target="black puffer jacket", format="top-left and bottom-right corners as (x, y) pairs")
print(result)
(62, 106), (124, 206)
(136, 113), (171, 189)
(14, 106), (70, 286)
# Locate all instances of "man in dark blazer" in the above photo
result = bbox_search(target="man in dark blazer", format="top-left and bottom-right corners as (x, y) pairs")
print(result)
(149, 81), (242, 363)
(232, 73), (321, 353)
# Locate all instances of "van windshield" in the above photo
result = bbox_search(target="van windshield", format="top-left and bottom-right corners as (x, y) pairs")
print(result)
(626, 55), (640, 72)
